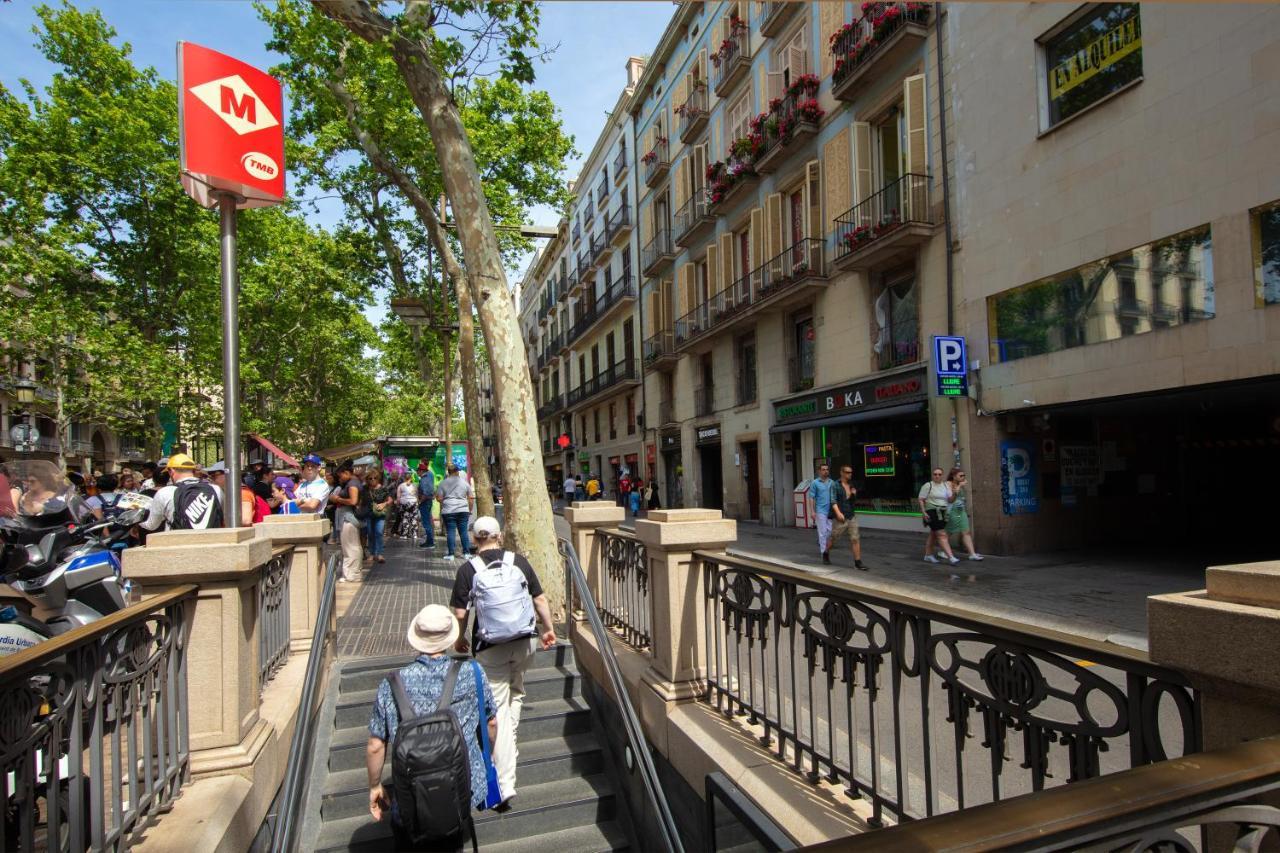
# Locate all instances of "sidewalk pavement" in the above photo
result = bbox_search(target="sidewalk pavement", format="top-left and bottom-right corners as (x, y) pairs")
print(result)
(552, 500), (1207, 650)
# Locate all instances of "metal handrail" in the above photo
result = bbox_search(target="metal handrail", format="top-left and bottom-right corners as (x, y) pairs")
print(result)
(269, 551), (340, 853)
(559, 538), (683, 853)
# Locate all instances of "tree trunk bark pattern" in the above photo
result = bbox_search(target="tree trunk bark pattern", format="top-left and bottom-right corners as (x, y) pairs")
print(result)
(319, 1), (562, 613)
(457, 278), (495, 518)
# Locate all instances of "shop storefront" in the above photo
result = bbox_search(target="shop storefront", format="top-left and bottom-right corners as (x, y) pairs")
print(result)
(696, 424), (724, 511)
(770, 367), (931, 525)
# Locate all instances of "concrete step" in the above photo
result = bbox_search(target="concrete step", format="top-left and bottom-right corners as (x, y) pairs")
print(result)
(334, 669), (582, 727)
(481, 819), (630, 853)
(321, 734), (606, 820)
(339, 645), (575, 682)
(314, 773), (618, 852)
(340, 660), (580, 695)
(327, 697), (594, 772)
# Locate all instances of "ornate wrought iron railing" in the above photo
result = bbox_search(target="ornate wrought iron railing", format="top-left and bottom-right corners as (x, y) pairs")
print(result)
(697, 552), (1201, 828)
(833, 173), (932, 261)
(598, 529), (651, 650)
(259, 546), (293, 691)
(0, 585), (196, 851)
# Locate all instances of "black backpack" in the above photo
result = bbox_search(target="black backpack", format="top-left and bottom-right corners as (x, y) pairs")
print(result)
(171, 479), (223, 530)
(352, 482), (372, 521)
(389, 660), (475, 849)
(98, 493), (125, 522)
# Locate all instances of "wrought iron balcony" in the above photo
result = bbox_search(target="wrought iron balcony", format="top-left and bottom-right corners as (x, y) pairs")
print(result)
(694, 383), (715, 418)
(674, 238), (827, 350)
(567, 276), (637, 347)
(833, 172), (935, 272)
(565, 357), (640, 410)
(607, 205), (632, 246)
(536, 394), (565, 421)
(596, 175), (609, 208)
(712, 21), (750, 97)
(591, 229), (612, 266)
(643, 329), (678, 371)
(657, 400), (677, 427)
(760, 0), (800, 36)
(578, 250), (596, 282)
(572, 221), (582, 244)
(677, 83), (708, 143)
(787, 356), (815, 393)
(753, 89), (823, 175)
(642, 228), (678, 277)
(642, 138), (670, 187)
(612, 147), (628, 185)
(673, 191), (714, 248)
(831, 3), (931, 101)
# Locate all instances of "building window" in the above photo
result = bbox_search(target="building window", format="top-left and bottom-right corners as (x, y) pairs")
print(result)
(1039, 4), (1142, 130)
(593, 409), (601, 444)
(736, 333), (758, 405)
(989, 224), (1214, 364)
(790, 316), (814, 391)
(873, 273), (920, 370)
(625, 394), (636, 435)
(1253, 199), (1280, 305)
(609, 403), (617, 440)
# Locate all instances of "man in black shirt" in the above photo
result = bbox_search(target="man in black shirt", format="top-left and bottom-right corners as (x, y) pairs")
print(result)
(449, 516), (556, 809)
(831, 464), (868, 571)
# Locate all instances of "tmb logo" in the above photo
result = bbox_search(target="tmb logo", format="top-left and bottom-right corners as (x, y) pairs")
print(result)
(241, 152), (279, 180)
(188, 74), (280, 136)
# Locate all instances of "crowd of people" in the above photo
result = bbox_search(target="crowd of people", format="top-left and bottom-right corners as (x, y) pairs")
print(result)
(556, 470), (660, 516)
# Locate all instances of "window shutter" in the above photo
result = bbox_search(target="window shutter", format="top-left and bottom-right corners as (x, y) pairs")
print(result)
(750, 207), (764, 273)
(698, 49), (707, 83)
(904, 74), (927, 177)
(706, 244), (719, 301)
(823, 128), (852, 234)
(766, 70), (784, 105)
(674, 158), (687, 213)
(695, 143), (708, 192)
(765, 192), (783, 278)
(853, 121), (873, 207)
(819, 1), (842, 79)
(679, 263), (695, 316)
(642, 199), (654, 247)
(789, 44), (809, 78)
(804, 160), (821, 243)
(719, 232), (735, 290)
(661, 278), (673, 330)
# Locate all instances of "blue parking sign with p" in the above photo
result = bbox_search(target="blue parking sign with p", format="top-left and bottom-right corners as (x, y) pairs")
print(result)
(933, 335), (968, 397)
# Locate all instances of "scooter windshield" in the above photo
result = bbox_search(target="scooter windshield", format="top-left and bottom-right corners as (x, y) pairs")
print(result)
(6, 460), (92, 524)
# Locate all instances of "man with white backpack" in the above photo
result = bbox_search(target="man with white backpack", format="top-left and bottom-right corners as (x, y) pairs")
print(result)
(449, 516), (557, 810)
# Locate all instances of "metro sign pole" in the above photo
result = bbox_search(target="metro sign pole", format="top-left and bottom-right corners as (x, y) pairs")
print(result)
(178, 42), (285, 526)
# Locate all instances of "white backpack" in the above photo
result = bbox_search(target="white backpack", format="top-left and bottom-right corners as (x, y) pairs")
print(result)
(468, 551), (536, 644)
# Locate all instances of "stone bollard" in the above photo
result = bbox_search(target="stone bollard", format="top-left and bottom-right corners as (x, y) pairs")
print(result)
(256, 513), (331, 653)
(633, 509), (736, 704)
(563, 502), (625, 619)
(123, 526), (273, 778)
(1149, 561), (1280, 748)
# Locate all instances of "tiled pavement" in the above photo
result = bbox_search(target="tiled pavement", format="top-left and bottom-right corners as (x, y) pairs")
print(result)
(335, 538), (461, 659)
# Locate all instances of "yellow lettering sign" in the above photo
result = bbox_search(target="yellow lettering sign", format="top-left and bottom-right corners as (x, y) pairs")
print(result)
(1049, 15), (1141, 101)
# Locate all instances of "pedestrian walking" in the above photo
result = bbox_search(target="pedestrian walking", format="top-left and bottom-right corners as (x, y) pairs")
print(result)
(86, 474), (122, 522)
(436, 464), (475, 561)
(139, 454), (223, 531)
(945, 468), (984, 560)
(366, 604), (498, 851)
(618, 472), (632, 509)
(395, 474), (417, 538)
(330, 463), (364, 582)
(417, 461), (437, 549)
(645, 479), (661, 511)
(450, 517), (557, 809)
(919, 467), (960, 565)
(807, 463), (838, 563)
(831, 464), (867, 571)
(366, 469), (393, 564)
(586, 474), (601, 501)
(562, 472), (576, 508)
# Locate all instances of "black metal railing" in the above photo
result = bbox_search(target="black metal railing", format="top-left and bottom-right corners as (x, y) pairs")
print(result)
(695, 384), (715, 417)
(572, 221), (582, 244)
(559, 538), (683, 853)
(643, 329), (676, 366)
(834, 173), (932, 260)
(831, 3), (930, 91)
(566, 358), (639, 407)
(677, 84), (708, 140)
(674, 238), (825, 346)
(642, 228), (676, 272)
(259, 546), (293, 692)
(698, 552), (1201, 827)
(596, 177), (609, 207)
(755, 90), (822, 164)
(599, 529), (651, 649)
(643, 139), (670, 185)
(270, 553), (339, 852)
(613, 146), (627, 179)
(0, 586), (196, 851)
(537, 395), (565, 420)
(875, 320), (920, 370)
(607, 205), (631, 241)
(788, 356), (814, 393)
(712, 22), (749, 93)
(673, 192), (711, 244)
(591, 229), (610, 264)
(568, 277), (636, 346)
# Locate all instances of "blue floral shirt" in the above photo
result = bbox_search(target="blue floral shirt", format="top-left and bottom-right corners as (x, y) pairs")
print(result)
(369, 655), (497, 811)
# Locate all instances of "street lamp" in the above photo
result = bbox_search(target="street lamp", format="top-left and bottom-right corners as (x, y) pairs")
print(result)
(13, 378), (36, 407)
(10, 378), (38, 453)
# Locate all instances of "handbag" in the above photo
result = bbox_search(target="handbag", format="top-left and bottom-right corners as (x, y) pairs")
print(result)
(472, 661), (503, 809)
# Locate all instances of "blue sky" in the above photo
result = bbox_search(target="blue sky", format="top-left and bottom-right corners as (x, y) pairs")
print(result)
(0, 0), (675, 319)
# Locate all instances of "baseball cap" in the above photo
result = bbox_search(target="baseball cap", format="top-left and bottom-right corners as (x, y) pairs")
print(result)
(166, 453), (197, 471)
(204, 460), (227, 474)
(471, 516), (501, 539)
(302, 453), (323, 467)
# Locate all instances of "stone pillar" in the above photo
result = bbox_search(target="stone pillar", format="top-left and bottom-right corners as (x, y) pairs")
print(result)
(634, 508), (736, 703)
(563, 502), (625, 615)
(257, 513), (331, 652)
(122, 527), (273, 778)
(1149, 561), (1280, 749)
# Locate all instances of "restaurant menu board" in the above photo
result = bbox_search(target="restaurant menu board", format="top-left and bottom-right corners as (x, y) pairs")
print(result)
(863, 442), (896, 477)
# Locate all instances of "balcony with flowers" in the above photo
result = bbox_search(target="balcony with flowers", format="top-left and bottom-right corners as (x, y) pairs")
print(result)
(674, 189), (714, 249)
(712, 15), (750, 97)
(706, 143), (759, 214)
(642, 137), (670, 188)
(676, 81), (709, 143)
(752, 76), (824, 175)
(833, 172), (934, 272)
(830, 2), (930, 101)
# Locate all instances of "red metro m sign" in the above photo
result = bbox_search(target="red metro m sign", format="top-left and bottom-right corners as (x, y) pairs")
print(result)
(178, 42), (284, 209)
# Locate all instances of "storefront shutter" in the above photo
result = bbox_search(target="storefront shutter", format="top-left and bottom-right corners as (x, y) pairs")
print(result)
(904, 74), (927, 178)
(853, 121), (873, 205)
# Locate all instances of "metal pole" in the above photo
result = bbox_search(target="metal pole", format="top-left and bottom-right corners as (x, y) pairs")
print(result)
(217, 192), (241, 528)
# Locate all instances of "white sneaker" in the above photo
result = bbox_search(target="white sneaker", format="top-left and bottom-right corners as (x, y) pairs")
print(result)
(949, 557), (961, 565)
(923, 555), (939, 564)
(935, 550), (948, 560)
(444, 554), (455, 561)
(968, 554), (984, 561)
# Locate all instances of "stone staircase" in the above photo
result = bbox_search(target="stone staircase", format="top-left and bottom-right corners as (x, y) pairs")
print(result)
(312, 645), (631, 852)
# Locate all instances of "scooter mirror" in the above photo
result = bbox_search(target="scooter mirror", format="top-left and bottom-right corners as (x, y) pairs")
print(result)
(116, 508), (146, 527)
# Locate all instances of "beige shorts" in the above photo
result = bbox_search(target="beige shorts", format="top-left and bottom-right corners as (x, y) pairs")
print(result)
(830, 516), (860, 543)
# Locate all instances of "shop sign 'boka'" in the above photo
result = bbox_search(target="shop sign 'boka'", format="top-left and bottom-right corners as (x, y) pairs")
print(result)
(178, 42), (285, 209)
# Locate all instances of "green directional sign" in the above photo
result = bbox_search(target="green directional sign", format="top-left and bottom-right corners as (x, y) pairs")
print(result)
(936, 374), (968, 397)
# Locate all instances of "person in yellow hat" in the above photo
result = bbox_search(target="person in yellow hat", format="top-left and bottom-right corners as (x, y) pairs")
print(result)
(140, 453), (224, 531)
